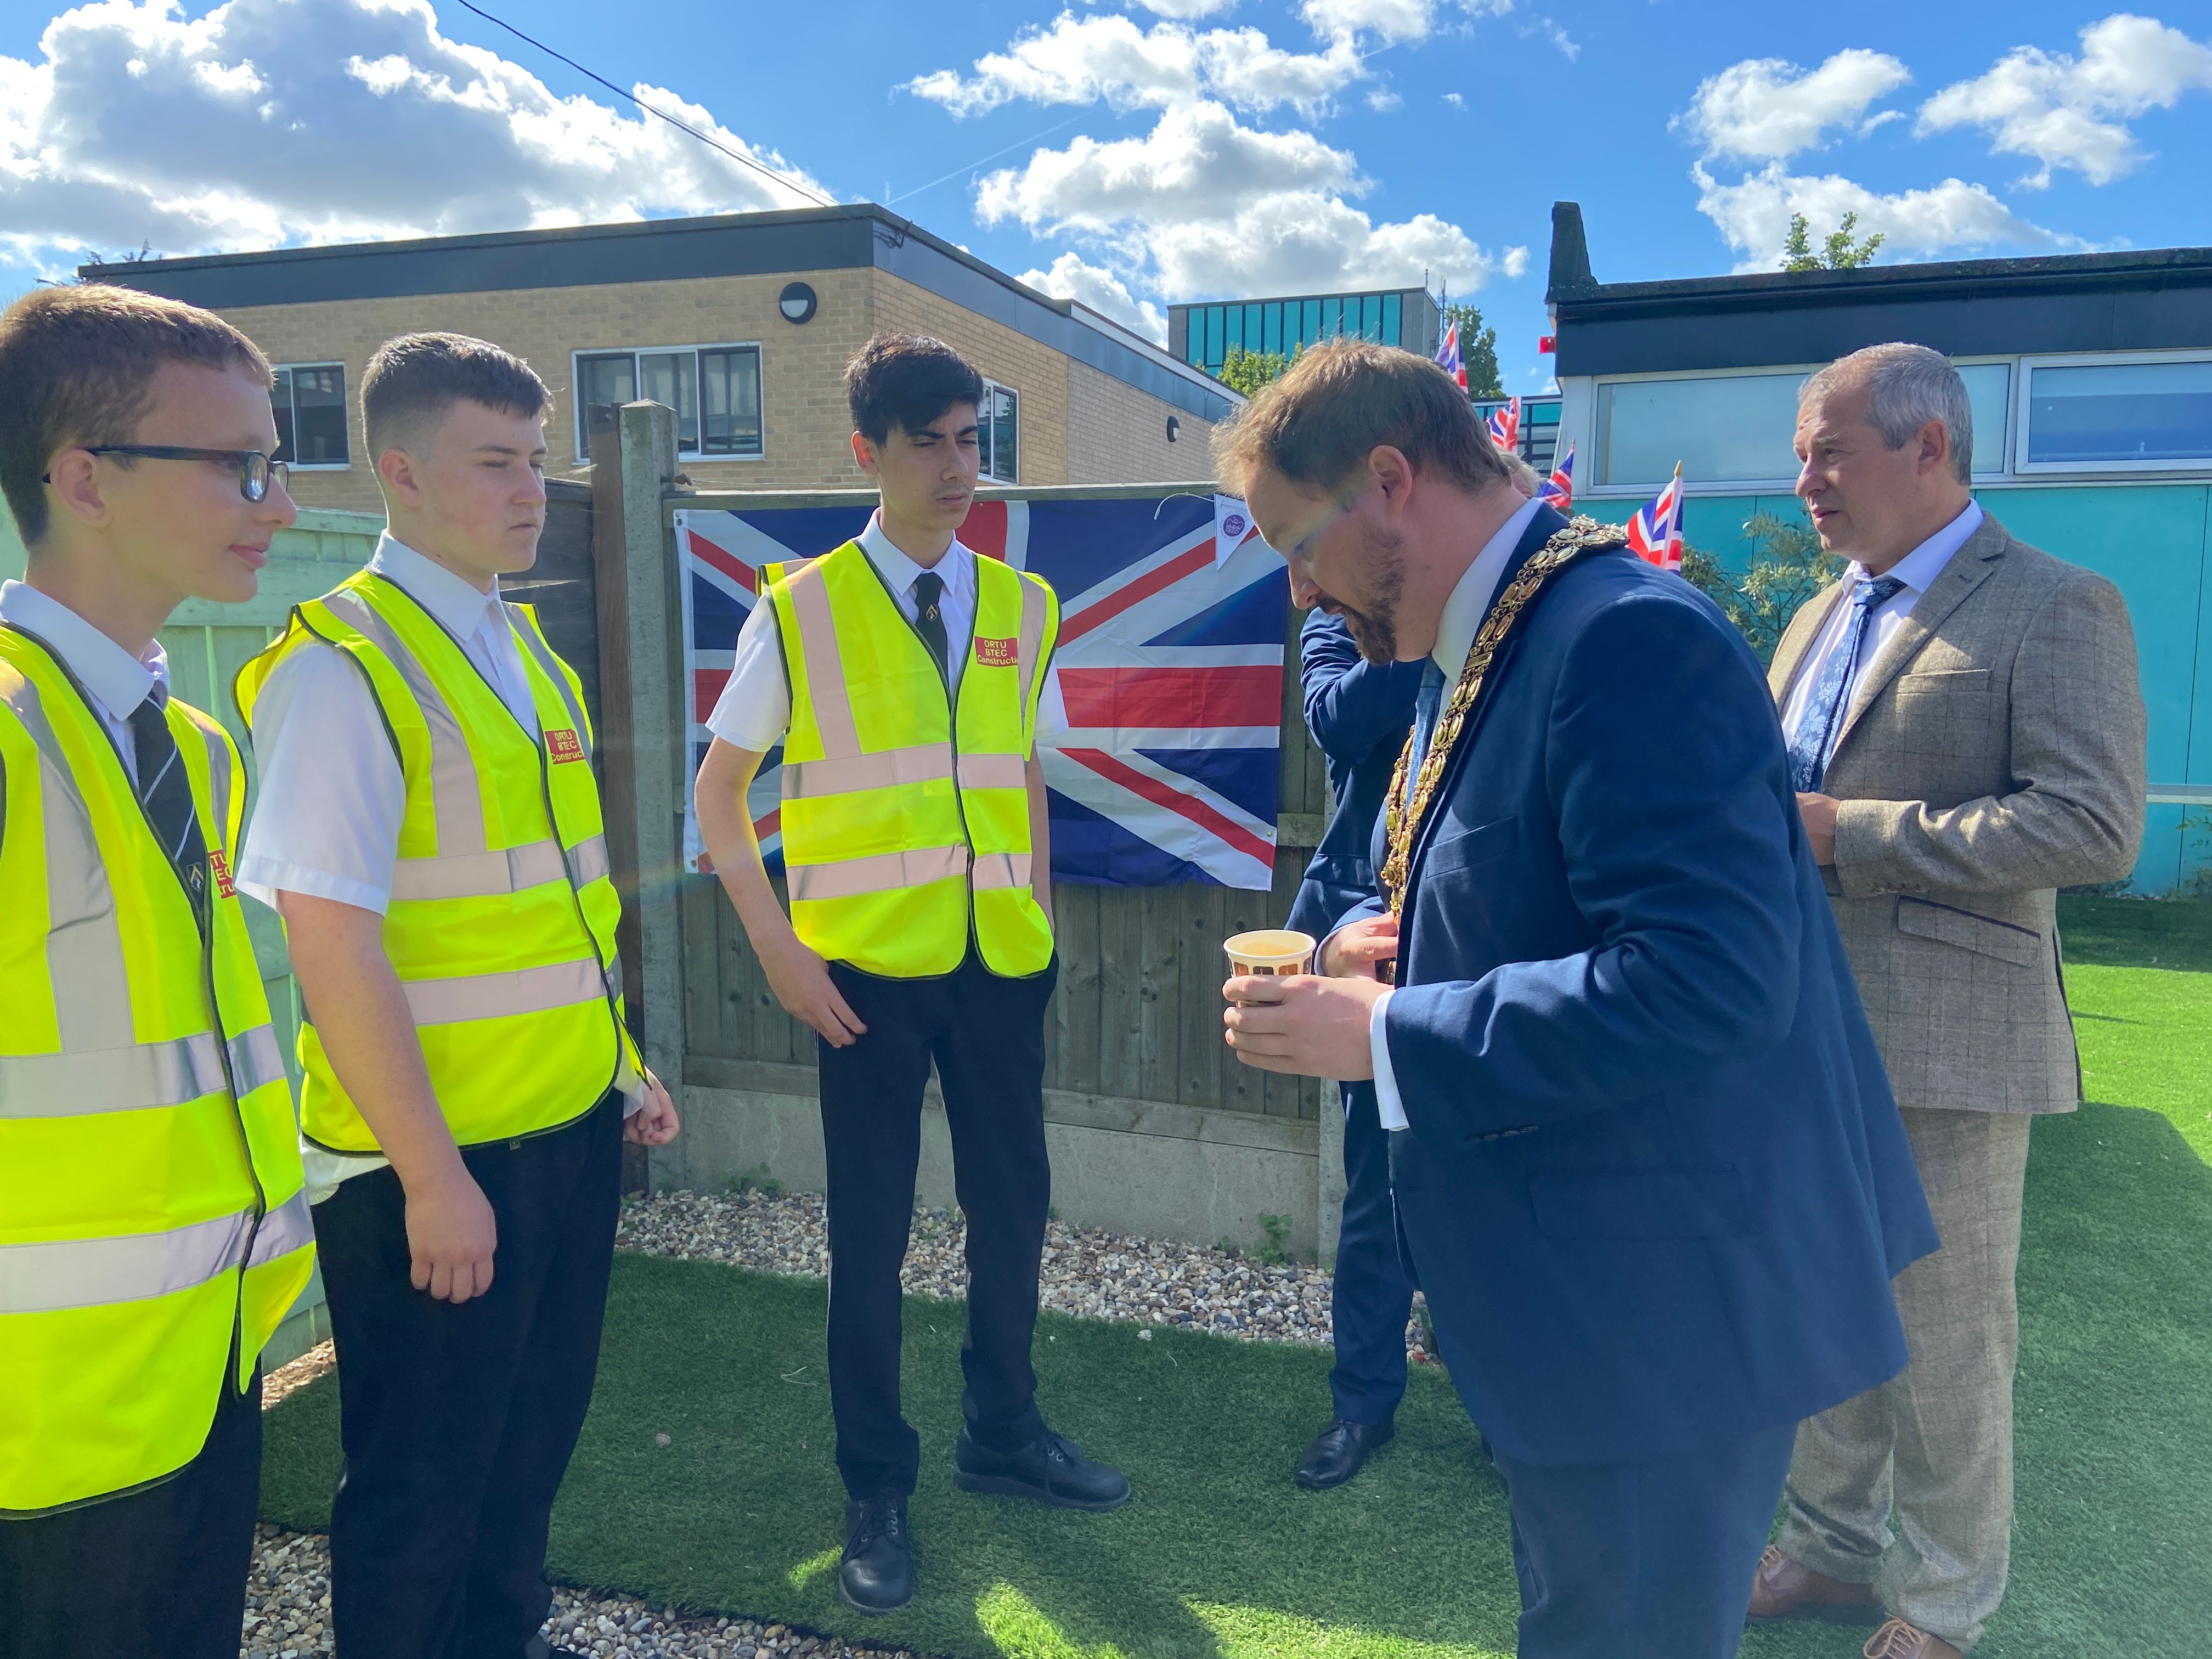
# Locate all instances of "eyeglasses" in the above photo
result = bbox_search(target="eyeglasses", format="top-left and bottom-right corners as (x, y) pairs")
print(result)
(46, 445), (291, 503)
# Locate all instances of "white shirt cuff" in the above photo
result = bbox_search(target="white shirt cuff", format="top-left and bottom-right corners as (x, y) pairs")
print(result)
(238, 859), (392, 918)
(1369, 986), (1406, 1129)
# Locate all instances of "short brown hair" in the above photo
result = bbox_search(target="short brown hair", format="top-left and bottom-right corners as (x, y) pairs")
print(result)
(0, 284), (272, 546)
(1213, 339), (1510, 500)
(362, 332), (549, 460)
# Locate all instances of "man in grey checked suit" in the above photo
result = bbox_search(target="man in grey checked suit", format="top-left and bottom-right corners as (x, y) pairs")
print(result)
(1750, 343), (2145, 1659)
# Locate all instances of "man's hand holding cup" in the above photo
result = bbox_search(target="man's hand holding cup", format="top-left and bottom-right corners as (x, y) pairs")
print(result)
(1222, 919), (1398, 1079)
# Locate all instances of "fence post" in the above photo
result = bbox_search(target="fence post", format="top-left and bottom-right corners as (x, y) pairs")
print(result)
(590, 400), (685, 1190)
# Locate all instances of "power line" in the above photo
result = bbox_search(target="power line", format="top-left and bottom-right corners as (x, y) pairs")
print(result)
(452, 0), (837, 209)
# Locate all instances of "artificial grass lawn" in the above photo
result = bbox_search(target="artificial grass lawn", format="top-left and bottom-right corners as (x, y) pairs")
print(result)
(264, 898), (2212, 1659)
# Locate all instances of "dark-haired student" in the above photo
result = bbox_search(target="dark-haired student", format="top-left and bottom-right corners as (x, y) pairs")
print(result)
(233, 332), (679, 1659)
(0, 285), (317, 1659)
(693, 334), (1126, 1615)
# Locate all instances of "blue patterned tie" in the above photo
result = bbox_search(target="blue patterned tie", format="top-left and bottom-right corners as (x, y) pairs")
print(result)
(1786, 575), (1905, 793)
(1404, 659), (1447, 810)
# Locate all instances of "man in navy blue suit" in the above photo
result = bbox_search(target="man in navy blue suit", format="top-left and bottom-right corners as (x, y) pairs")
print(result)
(1218, 341), (1937, 1658)
(1285, 608), (1424, 1489)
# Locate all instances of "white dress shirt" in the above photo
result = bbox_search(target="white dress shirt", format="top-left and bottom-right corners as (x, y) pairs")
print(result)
(238, 533), (635, 1201)
(706, 511), (1068, 752)
(0, 579), (167, 782)
(1779, 501), (1984, 742)
(1361, 495), (1545, 1132)
(238, 533), (538, 917)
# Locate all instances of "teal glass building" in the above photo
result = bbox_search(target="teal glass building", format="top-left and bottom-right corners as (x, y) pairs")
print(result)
(1169, 288), (1443, 377)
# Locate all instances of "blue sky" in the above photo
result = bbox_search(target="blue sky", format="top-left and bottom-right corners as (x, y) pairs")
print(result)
(4, 0), (2209, 392)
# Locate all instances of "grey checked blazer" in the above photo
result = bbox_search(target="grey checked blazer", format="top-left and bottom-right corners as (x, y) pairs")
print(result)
(1769, 512), (2146, 1114)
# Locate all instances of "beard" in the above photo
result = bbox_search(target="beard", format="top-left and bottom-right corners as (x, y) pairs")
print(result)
(1332, 521), (1406, 664)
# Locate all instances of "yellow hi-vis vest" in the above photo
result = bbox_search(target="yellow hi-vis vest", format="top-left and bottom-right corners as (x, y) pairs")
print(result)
(0, 627), (315, 1516)
(233, 572), (641, 1154)
(763, 541), (1057, 979)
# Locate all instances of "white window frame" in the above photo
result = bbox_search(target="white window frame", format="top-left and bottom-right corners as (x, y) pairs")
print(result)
(570, 341), (766, 465)
(2011, 347), (2212, 477)
(1579, 356), (2022, 496)
(271, 361), (351, 471)
(980, 379), (1019, 484)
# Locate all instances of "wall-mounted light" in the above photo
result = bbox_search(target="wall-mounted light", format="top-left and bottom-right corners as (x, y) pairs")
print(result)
(778, 281), (818, 325)
(1166, 415), (1181, 444)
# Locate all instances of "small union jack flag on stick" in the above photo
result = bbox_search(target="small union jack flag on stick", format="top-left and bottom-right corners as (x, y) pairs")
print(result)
(1436, 320), (1466, 391)
(1486, 396), (1521, 455)
(1626, 461), (1685, 572)
(1539, 441), (1575, 513)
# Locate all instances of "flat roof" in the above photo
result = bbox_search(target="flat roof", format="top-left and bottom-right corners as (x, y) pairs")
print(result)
(82, 205), (1237, 423)
(1545, 201), (2212, 376)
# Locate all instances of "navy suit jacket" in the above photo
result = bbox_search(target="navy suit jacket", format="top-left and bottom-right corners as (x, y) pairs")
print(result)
(1286, 608), (1425, 940)
(1358, 505), (1937, 1469)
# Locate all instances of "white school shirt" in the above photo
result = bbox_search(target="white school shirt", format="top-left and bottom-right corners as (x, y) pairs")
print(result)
(706, 512), (1069, 751)
(1778, 501), (1984, 742)
(0, 579), (168, 783)
(1358, 495), (1543, 1132)
(237, 533), (637, 1200)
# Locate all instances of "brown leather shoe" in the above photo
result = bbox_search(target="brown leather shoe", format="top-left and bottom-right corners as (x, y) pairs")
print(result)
(1863, 1618), (1965, 1659)
(1747, 1545), (1883, 1625)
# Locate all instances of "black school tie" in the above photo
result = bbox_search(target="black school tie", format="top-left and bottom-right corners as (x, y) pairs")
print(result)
(912, 571), (950, 679)
(129, 684), (211, 935)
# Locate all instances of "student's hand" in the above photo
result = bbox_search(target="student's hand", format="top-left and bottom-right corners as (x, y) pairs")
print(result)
(761, 935), (868, 1047)
(404, 1166), (498, 1304)
(1320, 915), (1399, 979)
(624, 1070), (681, 1146)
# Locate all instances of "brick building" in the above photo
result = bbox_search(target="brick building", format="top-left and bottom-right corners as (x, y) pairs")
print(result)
(86, 205), (1238, 514)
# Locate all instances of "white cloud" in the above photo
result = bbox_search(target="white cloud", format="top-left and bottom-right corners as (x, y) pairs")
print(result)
(978, 100), (1517, 300)
(0, 0), (825, 274)
(908, 13), (1363, 120)
(1680, 49), (1911, 161)
(1299, 0), (1511, 46)
(1365, 88), (1402, 110)
(1442, 90), (1465, 109)
(1019, 251), (1168, 341)
(1524, 19), (1578, 61)
(1917, 13), (2212, 187)
(1693, 161), (2078, 269)
(1124, 0), (1240, 16)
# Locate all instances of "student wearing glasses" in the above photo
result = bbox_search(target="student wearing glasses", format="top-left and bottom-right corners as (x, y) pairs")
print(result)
(233, 332), (679, 1659)
(0, 286), (317, 1659)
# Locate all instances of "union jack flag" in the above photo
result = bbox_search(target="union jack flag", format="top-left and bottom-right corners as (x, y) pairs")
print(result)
(1436, 320), (1466, 391)
(1539, 441), (1575, 512)
(1626, 462), (1685, 571)
(1486, 395), (1521, 455)
(675, 494), (1289, 890)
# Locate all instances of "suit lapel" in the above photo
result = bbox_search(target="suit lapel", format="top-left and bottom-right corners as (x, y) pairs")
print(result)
(1403, 505), (1571, 888)
(1833, 512), (2008, 751)
(1772, 582), (1847, 705)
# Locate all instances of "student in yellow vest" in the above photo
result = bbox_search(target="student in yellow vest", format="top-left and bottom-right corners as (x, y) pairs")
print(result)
(0, 285), (317, 1659)
(695, 334), (1127, 1614)
(233, 333), (678, 1659)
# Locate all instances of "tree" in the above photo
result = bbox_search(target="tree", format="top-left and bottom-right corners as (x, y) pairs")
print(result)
(1677, 511), (1843, 664)
(1440, 302), (1504, 398)
(1780, 212), (1884, 273)
(1216, 345), (1290, 396)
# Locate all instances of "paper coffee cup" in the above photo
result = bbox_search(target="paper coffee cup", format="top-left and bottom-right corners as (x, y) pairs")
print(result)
(1224, 928), (1317, 977)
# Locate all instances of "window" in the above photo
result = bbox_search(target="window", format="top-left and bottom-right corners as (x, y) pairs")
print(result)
(1382, 292), (1402, 346)
(2020, 354), (2212, 470)
(1956, 363), (2011, 476)
(573, 343), (763, 461)
(980, 382), (1019, 483)
(270, 364), (348, 468)
(1598, 372), (1806, 485)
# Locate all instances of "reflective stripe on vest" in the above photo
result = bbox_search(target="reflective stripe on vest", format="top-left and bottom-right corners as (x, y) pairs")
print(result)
(1, 629), (315, 1515)
(234, 576), (640, 1151)
(765, 544), (1057, 978)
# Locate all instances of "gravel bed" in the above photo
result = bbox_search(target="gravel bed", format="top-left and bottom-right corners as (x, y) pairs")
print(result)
(247, 1188), (1432, 1656)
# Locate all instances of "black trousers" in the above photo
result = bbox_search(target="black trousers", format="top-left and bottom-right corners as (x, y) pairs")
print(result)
(0, 1359), (262, 1659)
(1327, 1079), (1416, 1426)
(820, 950), (1058, 1499)
(313, 1091), (622, 1659)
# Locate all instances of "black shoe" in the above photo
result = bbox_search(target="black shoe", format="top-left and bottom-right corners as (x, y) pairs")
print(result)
(838, 1493), (915, 1614)
(1295, 1417), (1395, 1489)
(955, 1427), (1131, 1511)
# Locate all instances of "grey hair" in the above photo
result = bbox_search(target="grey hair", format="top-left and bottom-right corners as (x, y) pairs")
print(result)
(1800, 343), (1973, 484)
(1498, 448), (1544, 498)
